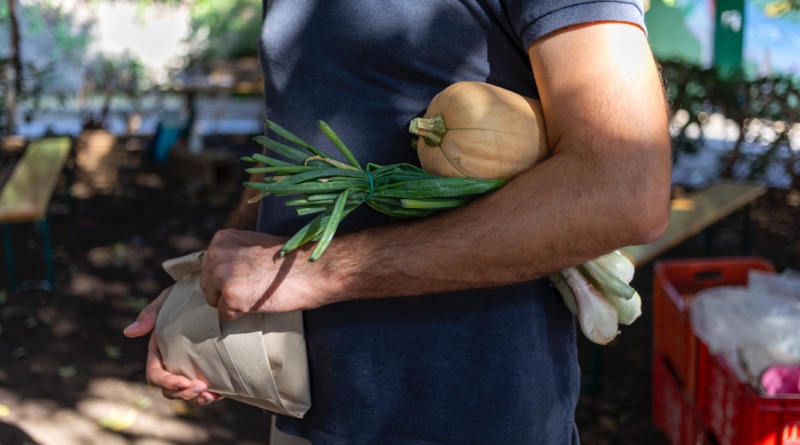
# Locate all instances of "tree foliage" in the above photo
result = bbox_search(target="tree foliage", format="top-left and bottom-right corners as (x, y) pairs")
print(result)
(1, 0), (93, 135)
(661, 60), (800, 188)
(187, 0), (261, 64)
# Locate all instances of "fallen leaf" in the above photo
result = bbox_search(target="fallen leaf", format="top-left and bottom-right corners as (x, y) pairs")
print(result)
(105, 346), (122, 359)
(11, 347), (27, 361)
(59, 365), (77, 378)
(169, 400), (202, 418)
(130, 395), (152, 410)
(98, 408), (137, 431)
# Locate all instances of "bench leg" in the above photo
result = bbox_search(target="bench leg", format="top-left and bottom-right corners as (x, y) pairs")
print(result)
(2, 224), (15, 291)
(66, 148), (75, 214)
(37, 219), (55, 291)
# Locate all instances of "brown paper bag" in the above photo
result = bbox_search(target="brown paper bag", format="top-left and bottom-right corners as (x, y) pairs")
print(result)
(154, 251), (311, 418)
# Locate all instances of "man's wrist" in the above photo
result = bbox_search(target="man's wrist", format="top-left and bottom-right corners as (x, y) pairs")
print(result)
(280, 240), (360, 308)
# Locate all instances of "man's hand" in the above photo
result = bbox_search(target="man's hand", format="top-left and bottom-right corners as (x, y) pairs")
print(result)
(124, 286), (223, 406)
(200, 229), (331, 319)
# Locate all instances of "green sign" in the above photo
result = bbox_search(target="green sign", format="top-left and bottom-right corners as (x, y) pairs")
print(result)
(714, 0), (745, 72)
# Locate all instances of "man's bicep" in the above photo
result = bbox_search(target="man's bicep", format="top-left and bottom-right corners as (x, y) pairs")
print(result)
(527, 22), (669, 156)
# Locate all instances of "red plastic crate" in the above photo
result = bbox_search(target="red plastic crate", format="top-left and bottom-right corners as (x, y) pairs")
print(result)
(653, 353), (708, 445)
(698, 343), (800, 445)
(653, 257), (775, 399)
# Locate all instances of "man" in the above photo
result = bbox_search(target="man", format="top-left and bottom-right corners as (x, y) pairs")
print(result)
(125, 0), (671, 443)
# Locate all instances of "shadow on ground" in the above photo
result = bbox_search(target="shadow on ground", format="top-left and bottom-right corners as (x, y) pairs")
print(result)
(1, 138), (799, 445)
(0, 139), (270, 445)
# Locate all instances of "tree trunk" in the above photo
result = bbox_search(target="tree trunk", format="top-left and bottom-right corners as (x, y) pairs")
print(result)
(5, 0), (21, 135)
(10, 0), (22, 94)
(98, 64), (115, 128)
(721, 118), (747, 178)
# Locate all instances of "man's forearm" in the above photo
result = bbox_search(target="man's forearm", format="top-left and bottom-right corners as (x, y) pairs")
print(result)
(316, 135), (670, 302)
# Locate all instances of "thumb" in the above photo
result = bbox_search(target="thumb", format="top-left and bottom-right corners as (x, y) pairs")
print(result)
(124, 284), (174, 338)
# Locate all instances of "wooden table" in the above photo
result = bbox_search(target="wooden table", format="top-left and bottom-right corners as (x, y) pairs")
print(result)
(0, 137), (72, 291)
(621, 181), (767, 267)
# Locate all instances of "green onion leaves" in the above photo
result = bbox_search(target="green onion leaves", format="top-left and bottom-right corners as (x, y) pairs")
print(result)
(245, 120), (507, 260)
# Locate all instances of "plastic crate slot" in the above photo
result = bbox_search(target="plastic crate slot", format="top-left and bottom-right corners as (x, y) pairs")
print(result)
(693, 270), (725, 282)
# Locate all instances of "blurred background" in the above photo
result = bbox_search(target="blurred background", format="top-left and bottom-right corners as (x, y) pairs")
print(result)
(0, 1), (798, 444)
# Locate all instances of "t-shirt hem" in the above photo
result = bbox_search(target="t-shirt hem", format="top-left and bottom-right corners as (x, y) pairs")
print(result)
(519, 1), (647, 50)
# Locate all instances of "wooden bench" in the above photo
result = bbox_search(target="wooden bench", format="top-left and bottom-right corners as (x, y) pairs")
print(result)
(0, 137), (72, 291)
(621, 181), (767, 268)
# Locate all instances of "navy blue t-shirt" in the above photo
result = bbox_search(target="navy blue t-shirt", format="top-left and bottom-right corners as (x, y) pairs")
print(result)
(256, 1), (646, 443)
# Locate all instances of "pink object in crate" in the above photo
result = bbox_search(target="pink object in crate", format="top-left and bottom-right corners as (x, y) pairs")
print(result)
(762, 366), (800, 396)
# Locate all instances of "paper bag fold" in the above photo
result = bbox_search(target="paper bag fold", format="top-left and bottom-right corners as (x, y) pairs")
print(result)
(154, 251), (311, 418)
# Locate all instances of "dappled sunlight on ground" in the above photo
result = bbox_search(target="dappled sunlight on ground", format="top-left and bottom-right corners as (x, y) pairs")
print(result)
(2, 135), (798, 444)
(0, 377), (262, 445)
(0, 140), (270, 444)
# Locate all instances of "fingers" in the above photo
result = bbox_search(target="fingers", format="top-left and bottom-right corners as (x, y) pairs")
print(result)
(143, 333), (221, 405)
(205, 283), (221, 309)
(217, 296), (244, 321)
(124, 284), (175, 338)
(145, 332), (190, 390)
(163, 388), (224, 406)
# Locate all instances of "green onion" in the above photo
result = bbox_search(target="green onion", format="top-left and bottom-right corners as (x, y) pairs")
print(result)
(253, 136), (311, 164)
(245, 120), (507, 260)
(265, 120), (330, 159)
(400, 198), (470, 209)
(316, 120), (362, 170)
(310, 189), (350, 262)
(246, 166), (325, 174)
(250, 153), (296, 167)
(578, 262), (635, 301)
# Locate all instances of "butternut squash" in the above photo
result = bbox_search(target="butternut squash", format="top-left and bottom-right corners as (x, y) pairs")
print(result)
(409, 81), (549, 180)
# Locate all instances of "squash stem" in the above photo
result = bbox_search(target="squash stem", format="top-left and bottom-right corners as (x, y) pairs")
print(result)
(409, 114), (447, 147)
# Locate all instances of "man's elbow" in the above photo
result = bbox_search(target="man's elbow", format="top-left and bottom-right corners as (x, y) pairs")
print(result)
(608, 135), (672, 246)
(627, 202), (670, 246)
(620, 168), (671, 246)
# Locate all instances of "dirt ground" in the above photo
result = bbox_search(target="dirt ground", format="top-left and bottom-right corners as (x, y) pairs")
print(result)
(0, 137), (798, 445)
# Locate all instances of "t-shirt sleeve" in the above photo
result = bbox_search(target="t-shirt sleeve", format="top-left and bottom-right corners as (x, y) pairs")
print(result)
(505, 0), (647, 50)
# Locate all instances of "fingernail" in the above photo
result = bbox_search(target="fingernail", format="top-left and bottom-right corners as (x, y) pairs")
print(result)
(191, 385), (204, 395)
(125, 321), (139, 331)
(176, 383), (188, 390)
(203, 395), (214, 403)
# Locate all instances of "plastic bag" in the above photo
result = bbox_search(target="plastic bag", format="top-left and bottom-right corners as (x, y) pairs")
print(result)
(761, 365), (800, 396)
(749, 269), (800, 300)
(691, 270), (800, 387)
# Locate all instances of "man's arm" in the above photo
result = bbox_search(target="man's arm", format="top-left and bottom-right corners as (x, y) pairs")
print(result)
(201, 22), (672, 318)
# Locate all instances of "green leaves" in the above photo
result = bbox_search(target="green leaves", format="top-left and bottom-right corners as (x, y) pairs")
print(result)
(245, 121), (506, 260)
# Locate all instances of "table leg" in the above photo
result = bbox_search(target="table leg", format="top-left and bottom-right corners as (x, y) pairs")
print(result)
(38, 218), (55, 290)
(742, 204), (751, 255)
(2, 224), (15, 291)
(588, 342), (602, 395)
(700, 227), (713, 257)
